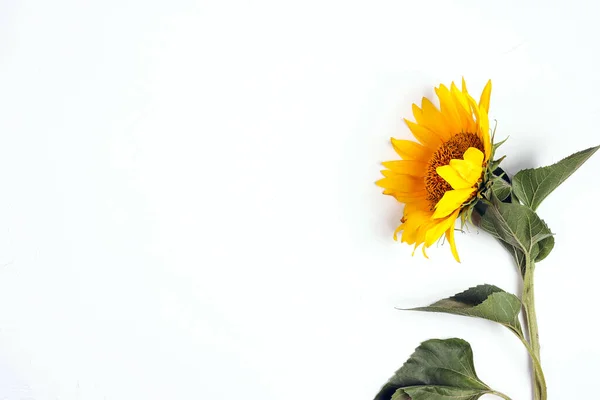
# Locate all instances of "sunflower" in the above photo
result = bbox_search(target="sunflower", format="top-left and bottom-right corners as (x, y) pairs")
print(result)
(377, 79), (492, 262)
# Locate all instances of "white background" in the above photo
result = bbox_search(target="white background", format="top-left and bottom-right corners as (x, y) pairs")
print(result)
(1, 1), (599, 399)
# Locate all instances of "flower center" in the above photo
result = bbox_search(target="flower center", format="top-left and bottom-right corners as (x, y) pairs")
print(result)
(424, 132), (484, 209)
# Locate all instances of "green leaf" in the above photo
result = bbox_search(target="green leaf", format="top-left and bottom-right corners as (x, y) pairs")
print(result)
(478, 198), (553, 257)
(490, 177), (512, 202)
(492, 136), (509, 154)
(404, 285), (522, 336)
(375, 339), (499, 400)
(477, 198), (555, 273)
(512, 145), (599, 211)
(487, 157), (507, 177)
(399, 387), (491, 400)
(498, 239), (527, 276)
(391, 390), (411, 400)
(533, 236), (554, 262)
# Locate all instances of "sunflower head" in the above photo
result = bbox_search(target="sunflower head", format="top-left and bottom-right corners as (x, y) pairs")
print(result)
(377, 79), (493, 262)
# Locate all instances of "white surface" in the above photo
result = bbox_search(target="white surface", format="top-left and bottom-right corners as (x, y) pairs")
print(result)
(1, 1), (599, 399)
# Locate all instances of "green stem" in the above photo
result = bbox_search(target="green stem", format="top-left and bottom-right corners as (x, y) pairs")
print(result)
(522, 258), (547, 400)
(490, 391), (513, 400)
(516, 332), (547, 399)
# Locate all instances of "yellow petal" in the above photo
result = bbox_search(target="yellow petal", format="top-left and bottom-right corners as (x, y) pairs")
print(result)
(424, 211), (458, 246)
(413, 219), (434, 250)
(432, 188), (475, 219)
(399, 210), (431, 244)
(389, 190), (428, 203)
(466, 97), (491, 161)
(451, 82), (475, 132)
(420, 98), (452, 141)
(412, 241), (430, 259)
(448, 148), (484, 185)
(434, 85), (462, 134)
(463, 147), (484, 166)
(461, 77), (468, 94)
(382, 160), (427, 177)
(412, 103), (423, 121)
(403, 200), (430, 214)
(445, 223), (460, 262)
(376, 175), (425, 192)
(479, 79), (492, 114)
(393, 223), (403, 241)
(391, 138), (433, 161)
(404, 119), (442, 150)
(448, 159), (482, 186)
(421, 245), (429, 259)
(380, 169), (422, 179)
(436, 165), (472, 190)
(478, 106), (491, 160)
